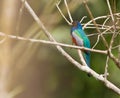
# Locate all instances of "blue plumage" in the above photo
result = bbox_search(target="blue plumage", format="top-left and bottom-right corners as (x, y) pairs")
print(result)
(71, 21), (90, 67)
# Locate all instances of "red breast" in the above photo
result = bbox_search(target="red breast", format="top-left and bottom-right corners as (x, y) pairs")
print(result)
(72, 37), (77, 45)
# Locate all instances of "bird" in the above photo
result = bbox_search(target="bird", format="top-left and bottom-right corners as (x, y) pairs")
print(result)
(71, 21), (90, 67)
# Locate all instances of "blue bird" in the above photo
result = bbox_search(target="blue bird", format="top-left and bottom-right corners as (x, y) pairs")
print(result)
(71, 21), (90, 67)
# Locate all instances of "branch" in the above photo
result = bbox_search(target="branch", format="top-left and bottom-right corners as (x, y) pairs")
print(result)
(106, 0), (115, 24)
(16, 0), (26, 35)
(104, 56), (109, 79)
(83, 0), (109, 48)
(106, 0), (120, 68)
(56, 0), (72, 25)
(0, 32), (107, 54)
(80, 16), (87, 23)
(83, 12), (120, 29)
(102, 17), (110, 29)
(64, 0), (73, 23)
(92, 26), (113, 49)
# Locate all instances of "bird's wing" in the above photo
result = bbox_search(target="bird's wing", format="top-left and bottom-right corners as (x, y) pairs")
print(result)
(72, 30), (83, 46)
(77, 29), (90, 48)
(83, 37), (90, 48)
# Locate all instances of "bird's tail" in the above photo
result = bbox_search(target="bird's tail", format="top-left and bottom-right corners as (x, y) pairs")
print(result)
(84, 52), (90, 67)
(84, 52), (91, 77)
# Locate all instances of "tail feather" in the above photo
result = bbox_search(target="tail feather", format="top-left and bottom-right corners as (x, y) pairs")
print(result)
(84, 52), (90, 67)
(84, 52), (91, 77)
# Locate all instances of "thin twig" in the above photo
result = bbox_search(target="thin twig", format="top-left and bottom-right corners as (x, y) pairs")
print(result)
(56, 0), (72, 25)
(92, 26), (114, 49)
(108, 50), (120, 68)
(77, 49), (87, 66)
(106, 0), (120, 68)
(92, 35), (100, 49)
(112, 45), (120, 49)
(0, 32), (107, 54)
(102, 17), (110, 29)
(118, 43), (120, 67)
(106, 0), (116, 49)
(16, 0), (26, 35)
(83, 12), (120, 29)
(83, 0), (109, 48)
(106, 0), (115, 23)
(80, 16), (87, 23)
(64, 0), (73, 23)
(88, 31), (112, 37)
(104, 56), (109, 80)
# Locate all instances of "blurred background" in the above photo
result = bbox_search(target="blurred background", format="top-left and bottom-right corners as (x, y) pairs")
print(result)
(0, 0), (120, 98)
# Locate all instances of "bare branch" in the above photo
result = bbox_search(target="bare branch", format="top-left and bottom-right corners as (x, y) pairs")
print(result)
(83, 12), (120, 29)
(16, 0), (26, 35)
(102, 17), (110, 29)
(104, 56), (109, 80)
(118, 45), (120, 66)
(0, 32), (107, 54)
(108, 51), (120, 68)
(112, 45), (120, 49)
(77, 49), (87, 66)
(92, 34), (100, 49)
(64, 0), (73, 23)
(83, 0), (109, 48)
(106, 0), (120, 68)
(80, 16), (87, 23)
(92, 26), (113, 49)
(56, 0), (72, 25)
(106, 0), (115, 24)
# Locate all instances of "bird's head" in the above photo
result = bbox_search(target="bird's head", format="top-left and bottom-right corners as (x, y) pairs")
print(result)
(72, 21), (82, 30)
